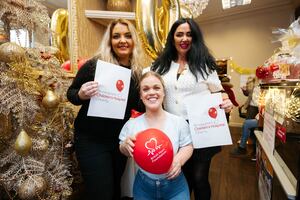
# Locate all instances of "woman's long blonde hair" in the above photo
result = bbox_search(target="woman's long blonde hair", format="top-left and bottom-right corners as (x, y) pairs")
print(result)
(94, 18), (148, 83)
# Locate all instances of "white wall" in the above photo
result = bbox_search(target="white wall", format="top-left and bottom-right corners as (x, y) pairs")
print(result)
(199, 5), (294, 126)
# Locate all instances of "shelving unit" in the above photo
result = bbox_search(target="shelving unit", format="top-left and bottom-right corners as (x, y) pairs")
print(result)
(85, 10), (135, 26)
(255, 130), (297, 199)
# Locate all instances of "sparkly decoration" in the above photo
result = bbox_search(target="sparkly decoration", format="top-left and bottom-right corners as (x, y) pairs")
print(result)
(42, 90), (60, 108)
(0, 42), (26, 63)
(0, 113), (12, 140)
(18, 175), (47, 200)
(286, 88), (300, 123)
(0, 0), (50, 40)
(180, 0), (210, 18)
(14, 129), (32, 156)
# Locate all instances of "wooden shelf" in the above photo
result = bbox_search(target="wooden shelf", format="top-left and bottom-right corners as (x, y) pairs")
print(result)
(85, 10), (135, 26)
(255, 130), (297, 199)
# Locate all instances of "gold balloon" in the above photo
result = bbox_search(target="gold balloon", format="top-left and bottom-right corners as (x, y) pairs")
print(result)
(42, 90), (60, 108)
(18, 176), (47, 200)
(136, 0), (180, 59)
(14, 129), (32, 156)
(0, 42), (26, 63)
(107, 0), (132, 11)
(50, 9), (69, 62)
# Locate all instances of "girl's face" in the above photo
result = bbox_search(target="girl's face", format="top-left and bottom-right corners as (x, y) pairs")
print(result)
(173, 22), (192, 57)
(111, 23), (134, 61)
(140, 75), (165, 111)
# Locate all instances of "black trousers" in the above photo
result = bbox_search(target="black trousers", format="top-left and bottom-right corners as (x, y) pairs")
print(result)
(182, 147), (220, 200)
(74, 131), (126, 200)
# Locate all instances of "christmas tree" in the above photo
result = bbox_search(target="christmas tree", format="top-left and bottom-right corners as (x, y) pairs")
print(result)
(0, 0), (76, 199)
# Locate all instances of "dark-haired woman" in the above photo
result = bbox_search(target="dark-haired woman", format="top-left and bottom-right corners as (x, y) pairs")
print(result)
(151, 18), (233, 200)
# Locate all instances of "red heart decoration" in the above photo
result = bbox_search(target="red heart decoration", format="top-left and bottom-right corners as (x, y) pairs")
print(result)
(116, 80), (124, 92)
(208, 107), (217, 119)
(133, 128), (173, 174)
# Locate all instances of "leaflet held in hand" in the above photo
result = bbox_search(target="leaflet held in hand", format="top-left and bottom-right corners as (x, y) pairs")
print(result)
(185, 93), (232, 148)
(87, 60), (131, 119)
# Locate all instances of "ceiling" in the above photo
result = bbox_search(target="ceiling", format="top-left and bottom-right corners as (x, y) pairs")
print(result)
(43, 0), (298, 19)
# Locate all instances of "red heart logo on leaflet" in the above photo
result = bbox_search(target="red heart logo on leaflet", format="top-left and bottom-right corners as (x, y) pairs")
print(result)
(116, 80), (124, 92)
(208, 107), (217, 119)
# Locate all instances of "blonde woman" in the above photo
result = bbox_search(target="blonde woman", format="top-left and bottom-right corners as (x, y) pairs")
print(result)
(67, 19), (148, 200)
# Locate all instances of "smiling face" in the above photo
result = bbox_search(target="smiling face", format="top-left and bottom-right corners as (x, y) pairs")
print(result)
(140, 74), (165, 112)
(173, 22), (192, 57)
(111, 23), (134, 62)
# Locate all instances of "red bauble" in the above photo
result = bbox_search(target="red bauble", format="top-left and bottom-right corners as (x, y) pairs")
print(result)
(61, 58), (88, 71)
(256, 66), (270, 79)
(133, 128), (173, 174)
(61, 60), (71, 71)
(208, 107), (217, 119)
(269, 64), (279, 72)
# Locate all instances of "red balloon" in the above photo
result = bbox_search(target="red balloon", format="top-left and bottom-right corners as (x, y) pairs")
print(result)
(116, 80), (124, 92)
(133, 128), (173, 174)
(208, 107), (217, 119)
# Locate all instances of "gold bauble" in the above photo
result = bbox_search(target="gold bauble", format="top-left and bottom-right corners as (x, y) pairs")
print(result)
(0, 42), (26, 63)
(18, 176), (47, 200)
(39, 139), (49, 152)
(14, 129), (32, 156)
(42, 90), (60, 108)
(107, 0), (132, 12)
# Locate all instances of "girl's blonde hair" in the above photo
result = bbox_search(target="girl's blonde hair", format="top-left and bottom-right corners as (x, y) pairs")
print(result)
(94, 18), (148, 82)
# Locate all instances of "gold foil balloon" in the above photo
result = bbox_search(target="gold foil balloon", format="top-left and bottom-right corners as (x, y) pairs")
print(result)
(18, 176), (47, 199)
(107, 0), (132, 11)
(14, 129), (32, 156)
(0, 42), (26, 63)
(42, 90), (60, 108)
(50, 9), (69, 62)
(136, 0), (180, 59)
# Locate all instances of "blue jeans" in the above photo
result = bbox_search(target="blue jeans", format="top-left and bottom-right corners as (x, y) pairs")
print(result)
(239, 119), (258, 148)
(133, 170), (190, 200)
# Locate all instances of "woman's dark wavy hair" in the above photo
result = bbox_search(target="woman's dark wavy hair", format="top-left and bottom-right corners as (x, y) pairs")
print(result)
(151, 18), (217, 80)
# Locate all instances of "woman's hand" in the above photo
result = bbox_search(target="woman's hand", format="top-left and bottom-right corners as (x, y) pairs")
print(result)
(220, 93), (233, 113)
(78, 81), (98, 100)
(120, 135), (136, 157)
(166, 160), (182, 180)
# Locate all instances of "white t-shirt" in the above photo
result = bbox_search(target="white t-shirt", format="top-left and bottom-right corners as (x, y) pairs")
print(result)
(119, 111), (192, 179)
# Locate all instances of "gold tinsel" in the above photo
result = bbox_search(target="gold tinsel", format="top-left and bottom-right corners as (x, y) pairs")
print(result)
(0, 0), (50, 35)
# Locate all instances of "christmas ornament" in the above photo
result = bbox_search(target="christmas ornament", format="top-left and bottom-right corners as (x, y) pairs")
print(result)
(18, 176), (47, 199)
(39, 139), (49, 152)
(256, 66), (270, 79)
(14, 129), (32, 156)
(42, 90), (60, 108)
(0, 42), (26, 63)
(133, 128), (173, 174)
(116, 80), (124, 92)
(208, 107), (217, 119)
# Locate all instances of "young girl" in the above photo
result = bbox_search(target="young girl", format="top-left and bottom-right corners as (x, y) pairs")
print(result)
(119, 71), (193, 200)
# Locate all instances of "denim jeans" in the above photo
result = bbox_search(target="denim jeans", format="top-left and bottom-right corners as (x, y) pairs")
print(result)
(133, 170), (190, 200)
(239, 119), (258, 148)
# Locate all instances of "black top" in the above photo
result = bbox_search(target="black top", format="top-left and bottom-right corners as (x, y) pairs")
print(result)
(67, 59), (141, 140)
